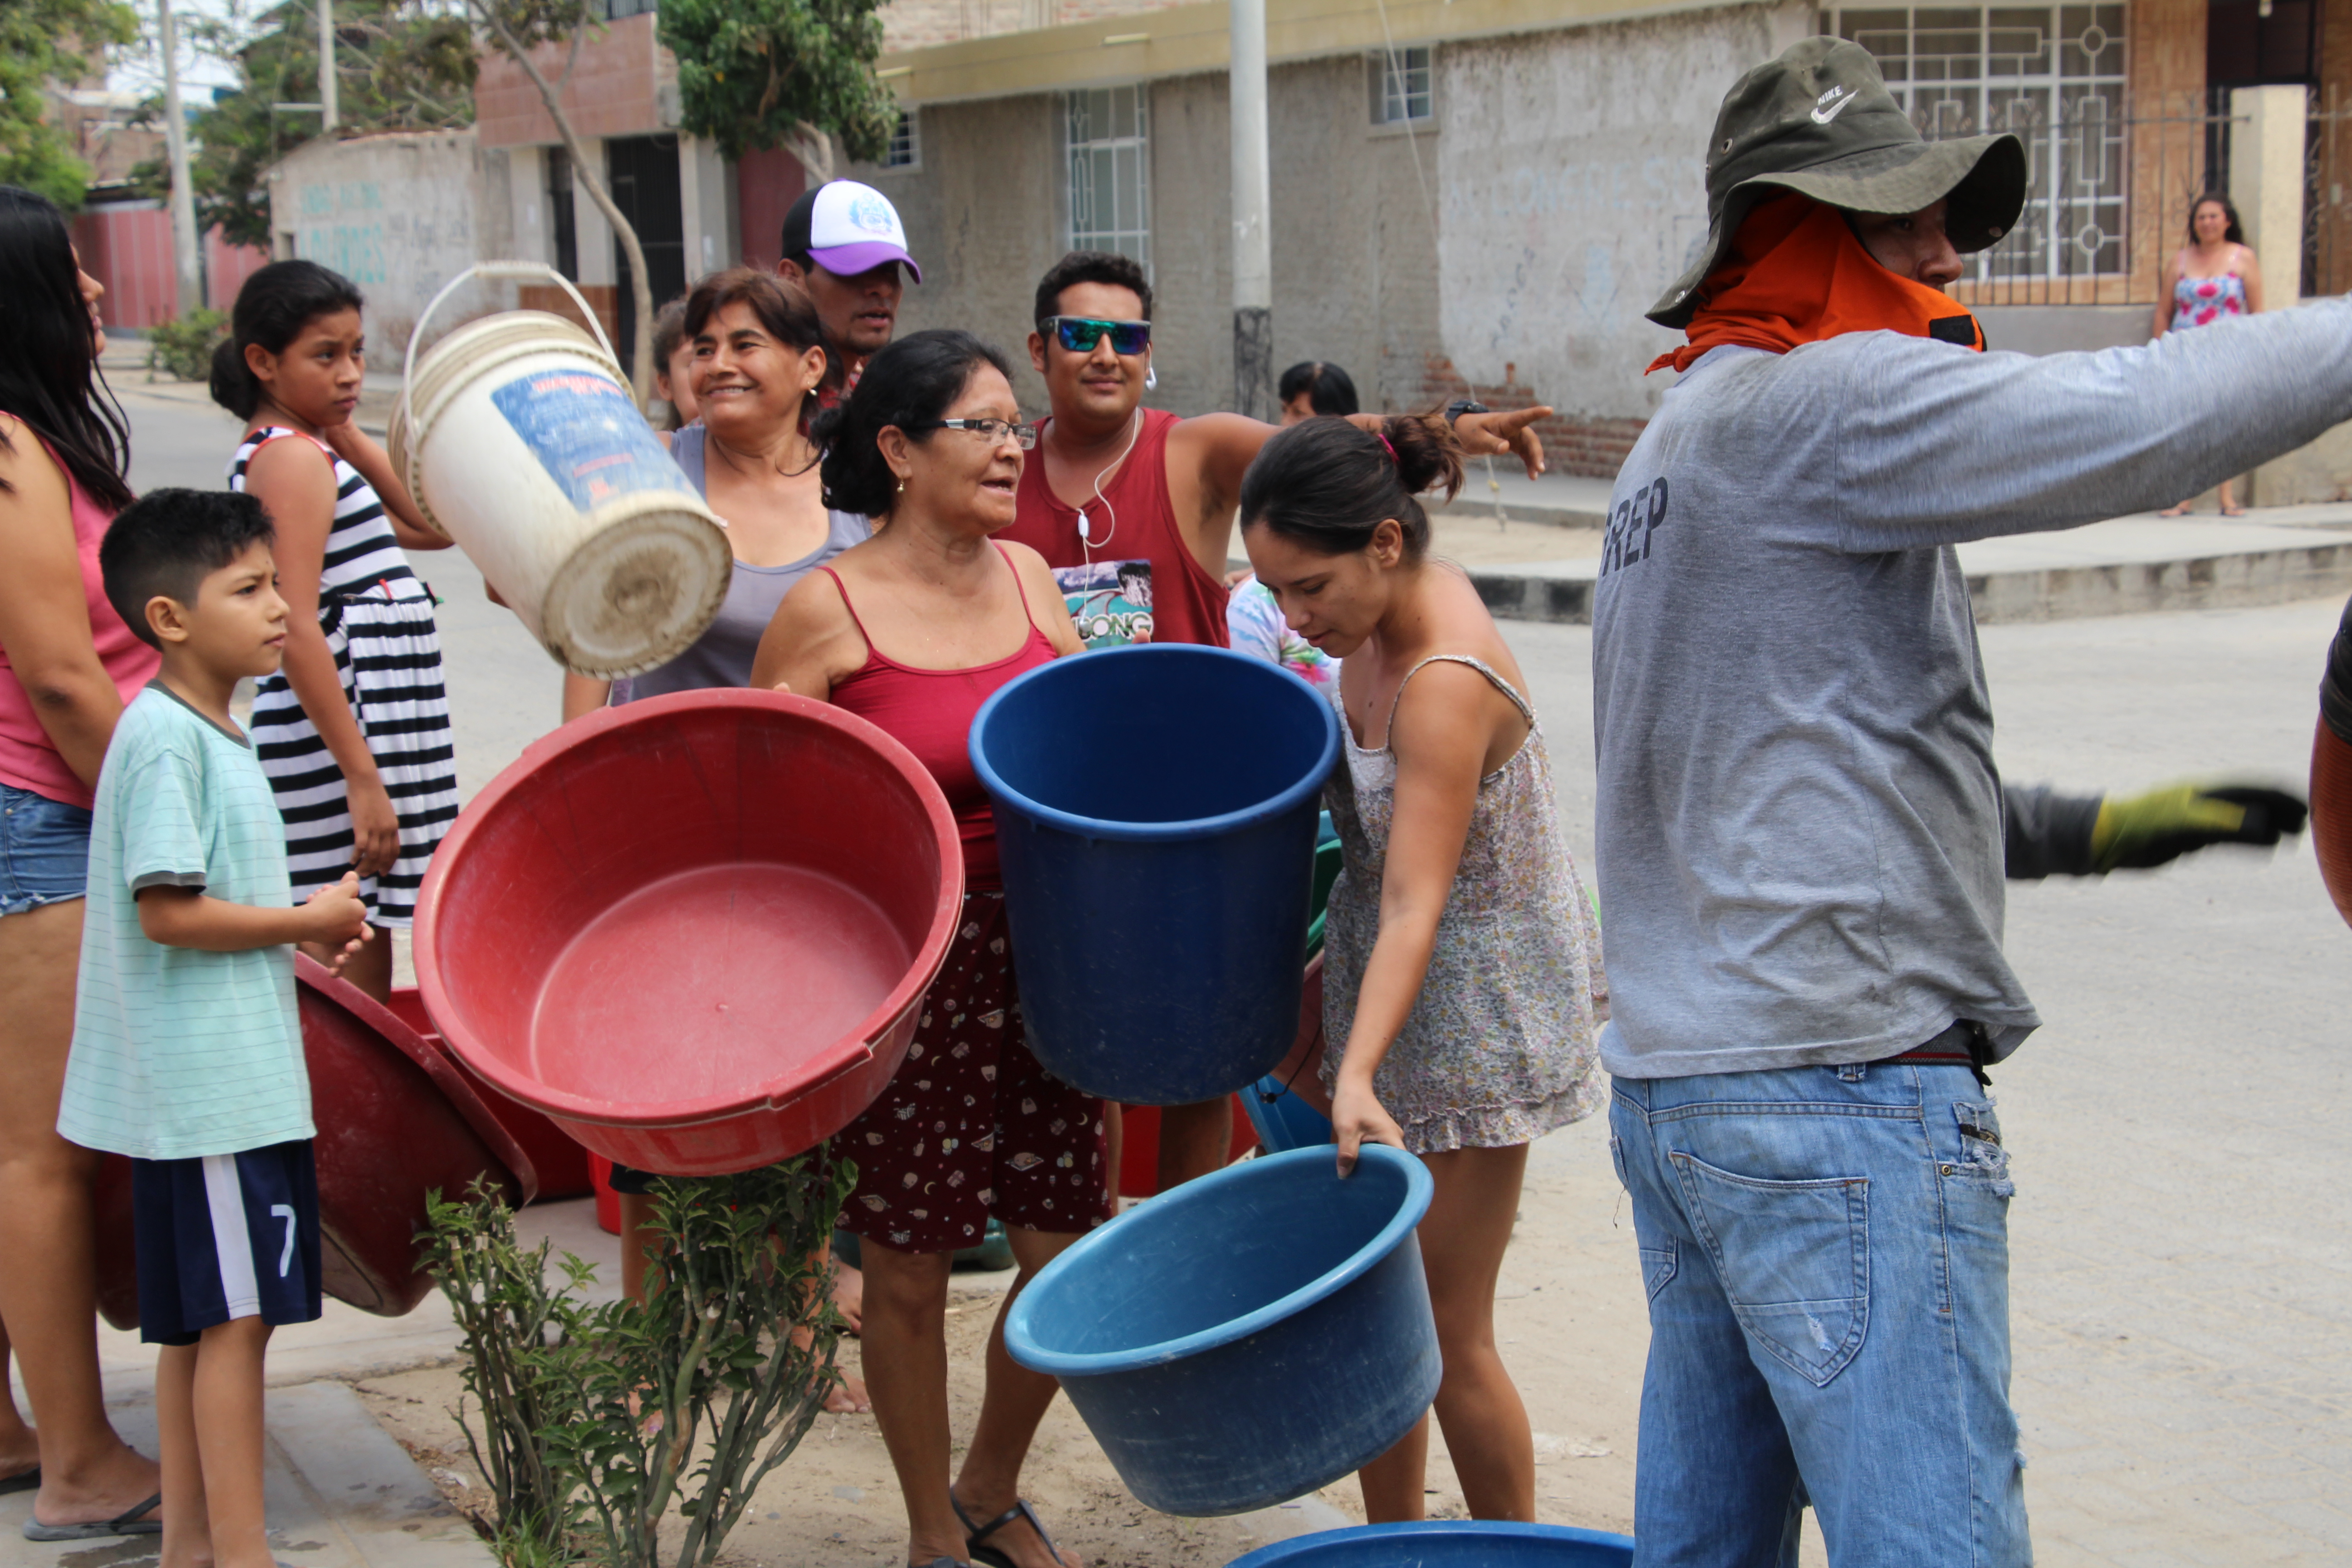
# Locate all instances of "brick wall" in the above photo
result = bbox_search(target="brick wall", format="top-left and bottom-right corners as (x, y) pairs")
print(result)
(476, 14), (670, 148)
(1409, 354), (1645, 480)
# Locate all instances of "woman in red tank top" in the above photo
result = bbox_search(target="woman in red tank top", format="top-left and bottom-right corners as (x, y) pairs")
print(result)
(0, 187), (168, 1534)
(754, 330), (1100, 1568)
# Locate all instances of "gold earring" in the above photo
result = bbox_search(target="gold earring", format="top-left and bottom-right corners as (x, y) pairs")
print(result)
(897, 477), (906, 494)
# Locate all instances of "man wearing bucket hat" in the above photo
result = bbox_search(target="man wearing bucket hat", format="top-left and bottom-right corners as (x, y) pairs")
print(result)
(776, 178), (921, 392)
(1595, 37), (2352, 1562)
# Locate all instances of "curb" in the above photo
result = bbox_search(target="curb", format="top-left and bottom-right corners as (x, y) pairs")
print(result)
(1471, 538), (2352, 626)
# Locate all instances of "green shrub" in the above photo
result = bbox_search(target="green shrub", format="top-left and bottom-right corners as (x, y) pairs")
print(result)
(420, 1154), (853, 1568)
(146, 308), (228, 383)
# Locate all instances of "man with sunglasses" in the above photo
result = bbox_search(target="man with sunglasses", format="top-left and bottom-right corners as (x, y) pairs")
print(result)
(1003, 248), (1552, 1191)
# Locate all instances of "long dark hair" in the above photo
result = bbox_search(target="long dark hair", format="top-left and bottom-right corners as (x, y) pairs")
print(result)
(0, 187), (132, 513)
(813, 328), (1013, 517)
(1238, 413), (1463, 561)
(2189, 193), (2246, 246)
(210, 260), (365, 421)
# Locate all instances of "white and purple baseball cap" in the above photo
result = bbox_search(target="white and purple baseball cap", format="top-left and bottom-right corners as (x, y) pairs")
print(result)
(782, 180), (922, 283)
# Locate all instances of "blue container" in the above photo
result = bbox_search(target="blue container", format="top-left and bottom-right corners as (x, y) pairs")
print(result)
(971, 646), (1341, 1104)
(1242, 1080), (1334, 1154)
(1005, 1144), (1438, 1517)
(1228, 1522), (1637, 1568)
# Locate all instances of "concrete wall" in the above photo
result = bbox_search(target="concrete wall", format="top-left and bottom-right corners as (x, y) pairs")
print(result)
(1433, 2), (1809, 433)
(851, 93), (1066, 416)
(850, 53), (1444, 421)
(266, 131), (519, 354)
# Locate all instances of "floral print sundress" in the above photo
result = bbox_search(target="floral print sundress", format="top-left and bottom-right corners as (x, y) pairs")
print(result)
(1320, 654), (1607, 1153)
(2172, 268), (2248, 329)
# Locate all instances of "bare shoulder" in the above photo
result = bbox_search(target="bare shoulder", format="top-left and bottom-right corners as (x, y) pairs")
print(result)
(0, 415), (69, 513)
(241, 431), (337, 495)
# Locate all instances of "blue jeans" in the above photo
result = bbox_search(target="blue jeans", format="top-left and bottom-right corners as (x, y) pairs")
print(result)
(1609, 1062), (2028, 1567)
(0, 781), (90, 916)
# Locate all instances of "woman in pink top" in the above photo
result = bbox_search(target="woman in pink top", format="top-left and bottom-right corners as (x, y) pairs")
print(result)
(0, 186), (168, 1539)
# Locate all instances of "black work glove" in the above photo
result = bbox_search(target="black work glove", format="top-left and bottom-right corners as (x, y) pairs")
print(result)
(2090, 783), (2310, 872)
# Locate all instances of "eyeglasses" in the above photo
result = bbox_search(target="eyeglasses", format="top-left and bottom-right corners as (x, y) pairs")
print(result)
(911, 417), (1037, 450)
(1040, 315), (1152, 355)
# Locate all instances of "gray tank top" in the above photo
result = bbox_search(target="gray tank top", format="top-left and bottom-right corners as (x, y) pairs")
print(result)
(617, 426), (871, 701)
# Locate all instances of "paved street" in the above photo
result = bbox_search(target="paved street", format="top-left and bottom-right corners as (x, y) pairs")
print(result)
(88, 385), (2352, 1563)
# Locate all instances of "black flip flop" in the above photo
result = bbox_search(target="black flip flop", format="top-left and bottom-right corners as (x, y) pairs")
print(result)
(0, 1466), (37, 1495)
(952, 1493), (1065, 1568)
(21, 1490), (163, 1540)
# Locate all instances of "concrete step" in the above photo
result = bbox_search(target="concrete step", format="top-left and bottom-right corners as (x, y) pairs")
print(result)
(1432, 468), (1613, 530)
(1465, 510), (2352, 625)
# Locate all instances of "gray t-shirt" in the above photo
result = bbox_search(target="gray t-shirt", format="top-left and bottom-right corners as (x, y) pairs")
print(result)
(1592, 304), (2352, 1078)
(617, 426), (870, 701)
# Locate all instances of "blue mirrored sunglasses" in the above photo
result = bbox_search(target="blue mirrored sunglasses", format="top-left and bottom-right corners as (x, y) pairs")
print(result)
(1041, 315), (1152, 355)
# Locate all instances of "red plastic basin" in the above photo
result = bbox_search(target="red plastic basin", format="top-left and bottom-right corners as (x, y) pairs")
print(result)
(94, 956), (539, 1328)
(416, 689), (963, 1177)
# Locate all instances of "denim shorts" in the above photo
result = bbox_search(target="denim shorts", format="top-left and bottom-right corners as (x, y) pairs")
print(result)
(0, 781), (92, 916)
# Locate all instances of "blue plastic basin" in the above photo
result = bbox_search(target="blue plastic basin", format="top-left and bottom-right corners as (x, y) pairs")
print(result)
(1228, 1522), (1637, 1567)
(1005, 1144), (1438, 1517)
(971, 646), (1341, 1104)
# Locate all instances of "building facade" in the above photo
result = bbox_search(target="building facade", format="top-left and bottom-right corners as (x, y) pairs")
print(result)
(862, 0), (2352, 474)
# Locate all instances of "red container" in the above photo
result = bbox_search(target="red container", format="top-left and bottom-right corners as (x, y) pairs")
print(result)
(416, 690), (963, 1176)
(590, 1154), (621, 1234)
(94, 957), (539, 1328)
(387, 985), (594, 1200)
(1115, 1098), (1259, 1199)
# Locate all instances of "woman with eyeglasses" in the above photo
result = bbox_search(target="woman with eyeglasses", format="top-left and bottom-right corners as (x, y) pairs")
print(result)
(752, 329), (1101, 1568)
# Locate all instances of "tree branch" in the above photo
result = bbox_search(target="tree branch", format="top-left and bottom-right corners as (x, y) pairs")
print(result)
(473, 0), (657, 403)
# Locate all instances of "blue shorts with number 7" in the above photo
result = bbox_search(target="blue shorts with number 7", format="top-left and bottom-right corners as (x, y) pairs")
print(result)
(131, 1141), (322, 1346)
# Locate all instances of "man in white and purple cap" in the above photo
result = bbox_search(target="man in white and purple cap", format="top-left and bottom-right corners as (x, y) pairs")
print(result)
(774, 178), (921, 394)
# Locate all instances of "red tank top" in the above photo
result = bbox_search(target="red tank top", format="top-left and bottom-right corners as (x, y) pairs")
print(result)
(1003, 408), (1230, 651)
(818, 542), (1058, 894)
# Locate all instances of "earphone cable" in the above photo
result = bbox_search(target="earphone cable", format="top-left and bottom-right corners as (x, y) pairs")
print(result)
(1077, 405), (1147, 568)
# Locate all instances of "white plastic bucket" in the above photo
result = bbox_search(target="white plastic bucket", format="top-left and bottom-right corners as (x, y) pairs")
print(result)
(388, 264), (730, 678)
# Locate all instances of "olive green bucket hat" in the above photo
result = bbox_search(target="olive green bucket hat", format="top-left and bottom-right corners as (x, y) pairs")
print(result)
(1647, 36), (2028, 329)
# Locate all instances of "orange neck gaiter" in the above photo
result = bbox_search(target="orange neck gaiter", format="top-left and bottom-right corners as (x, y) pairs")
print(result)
(1648, 193), (1984, 375)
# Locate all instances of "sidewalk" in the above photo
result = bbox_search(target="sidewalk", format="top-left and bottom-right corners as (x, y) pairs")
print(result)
(1439, 493), (2352, 625)
(5, 1199), (1359, 1568)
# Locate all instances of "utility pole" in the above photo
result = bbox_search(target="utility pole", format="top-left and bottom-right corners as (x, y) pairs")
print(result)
(317, 0), (338, 130)
(157, 0), (203, 317)
(1228, 0), (1273, 420)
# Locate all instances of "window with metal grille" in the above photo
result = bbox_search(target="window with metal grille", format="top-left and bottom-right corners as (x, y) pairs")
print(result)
(884, 108), (919, 170)
(1067, 86), (1150, 268)
(1372, 45), (1433, 125)
(1830, 6), (2129, 282)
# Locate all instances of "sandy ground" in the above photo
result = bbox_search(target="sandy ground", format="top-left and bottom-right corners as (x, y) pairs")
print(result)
(350, 1117), (1642, 1568)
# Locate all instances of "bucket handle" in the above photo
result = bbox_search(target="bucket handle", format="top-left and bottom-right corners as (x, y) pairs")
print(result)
(401, 261), (626, 440)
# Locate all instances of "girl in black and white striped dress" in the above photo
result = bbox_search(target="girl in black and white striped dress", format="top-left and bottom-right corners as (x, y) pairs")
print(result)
(212, 260), (458, 1001)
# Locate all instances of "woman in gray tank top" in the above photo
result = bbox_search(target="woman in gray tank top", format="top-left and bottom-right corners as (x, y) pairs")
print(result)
(554, 270), (872, 1411)
(559, 268), (869, 720)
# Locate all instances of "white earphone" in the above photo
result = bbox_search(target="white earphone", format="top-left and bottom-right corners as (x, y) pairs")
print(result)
(1144, 363), (1157, 391)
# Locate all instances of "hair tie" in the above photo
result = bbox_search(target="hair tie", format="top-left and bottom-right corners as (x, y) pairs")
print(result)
(1375, 432), (1398, 464)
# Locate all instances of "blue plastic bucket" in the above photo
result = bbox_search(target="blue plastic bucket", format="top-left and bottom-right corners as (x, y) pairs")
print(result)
(1005, 1144), (1438, 1517)
(1242, 1078), (1334, 1154)
(971, 646), (1341, 1104)
(1228, 1522), (1637, 1567)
